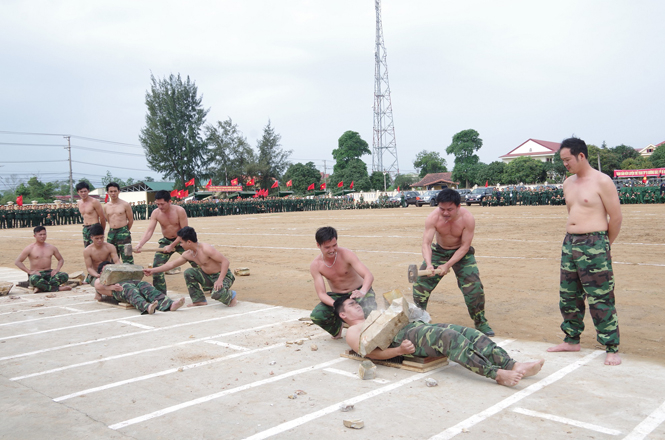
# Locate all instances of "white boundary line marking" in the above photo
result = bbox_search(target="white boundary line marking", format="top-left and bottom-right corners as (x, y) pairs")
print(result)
(203, 340), (250, 351)
(116, 320), (154, 330)
(108, 357), (346, 430)
(623, 399), (665, 440)
(0, 308), (106, 327)
(428, 350), (605, 440)
(12, 318), (299, 381)
(59, 306), (85, 312)
(0, 306), (279, 362)
(323, 367), (391, 384)
(512, 407), (621, 435)
(0, 313), (143, 340)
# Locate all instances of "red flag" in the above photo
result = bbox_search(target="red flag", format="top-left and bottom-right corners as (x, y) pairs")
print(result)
(16, 195), (23, 206)
(170, 189), (177, 198)
(185, 178), (195, 187)
(320, 183), (326, 190)
(104, 193), (109, 203)
(350, 181), (354, 189)
(271, 181), (279, 189)
(263, 188), (269, 196)
(643, 174), (648, 184)
(253, 192), (259, 198)
(206, 179), (212, 188)
(286, 180), (292, 187)
(247, 178), (255, 186)
(337, 181), (343, 188)
(485, 180), (488, 187)
(183, 190), (189, 198)
(231, 178), (238, 186)
(307, 183), (315, 191)
(397, 186), (400, 191)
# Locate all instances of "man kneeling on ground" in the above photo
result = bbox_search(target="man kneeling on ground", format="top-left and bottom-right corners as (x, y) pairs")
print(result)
(334, 295), (544, 387)
(143, 226), (237, 307)
(94, 261), (185, 314)
(15, 226), (71, 292)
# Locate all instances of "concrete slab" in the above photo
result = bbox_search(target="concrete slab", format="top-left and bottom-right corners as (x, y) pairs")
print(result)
(1, 287), (664, 440)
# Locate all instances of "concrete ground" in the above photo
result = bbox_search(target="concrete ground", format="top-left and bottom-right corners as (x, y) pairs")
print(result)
(1, 267), (664, 440)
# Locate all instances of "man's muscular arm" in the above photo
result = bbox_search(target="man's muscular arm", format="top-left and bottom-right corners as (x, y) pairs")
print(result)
(421, 215), (438, 271)
(135, 211), (159, 252)
(125, 203), (134, 230)
(347, 250), (374, 299)
(14, 245), (38, 275)
(599, 176), (622, 245)
(345, 327), (415, 359)
(52, 247), (65, 276)
(94, 200), (106, 230)
(310, 261), (333, 306)
(143, 255), (189, 276)
(208, 248), (230, 291)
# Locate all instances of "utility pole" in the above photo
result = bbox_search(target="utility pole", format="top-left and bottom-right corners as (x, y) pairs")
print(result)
(383, 170), (387, 191)
(64, 136), (73, 202)
(323, 160), (327, 187)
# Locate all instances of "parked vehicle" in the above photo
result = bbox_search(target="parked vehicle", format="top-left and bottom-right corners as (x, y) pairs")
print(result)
(418, 190), (441, 207)
(464, 188), (494, 205)
(456, 189), (472, 197)
(404, 191), (421, 206)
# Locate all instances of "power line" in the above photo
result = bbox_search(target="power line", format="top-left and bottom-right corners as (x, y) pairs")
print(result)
(0, 131), (143, 149)
(0, 142), (145, 157)
(71, 160), (151, 172)
(0, 160), (68, 163)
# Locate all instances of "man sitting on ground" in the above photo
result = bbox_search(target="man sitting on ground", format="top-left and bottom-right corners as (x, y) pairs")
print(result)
(335, 295), (544, 387)
(83, 224), (121, 284)
(15, 226), (71, 292)
(94, 261), (185, 314)
(143, 226), (237, 307)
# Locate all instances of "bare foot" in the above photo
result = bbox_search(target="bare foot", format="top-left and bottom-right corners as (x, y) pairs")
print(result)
(187, 301), (208, 307)
(495, 369), (523, 387)
(332, 328), (343, 340)
(228, 297), (238, 307)
(513, 359), (545, 378)
(34, 288), (44, 293)
(170, 297), (185, 311)
(547, 342), (580, 352)
(58, 285), (72, 291)
(605, 352), (621, 366)
(147, 300), (158, 314)
(94, 292), (102, 301)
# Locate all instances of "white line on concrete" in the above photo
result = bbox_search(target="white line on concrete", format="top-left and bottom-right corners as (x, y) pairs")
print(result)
(59, 306), (85, 312)
(108, 357), (347, 430)
(203, 340), (250, 351)
(0, 313), (143, 340)
(12, 319), (301, 381)
(0, 301), (91, 316)
(0, 306), (280, 362)
(623, 399), (665, 440)
(323, 367), (391, 384)
(512, 407), (621, 435)
(116, 320), (155, 330)
(0, 308), (107, 327)
(428, 350), (605, 440)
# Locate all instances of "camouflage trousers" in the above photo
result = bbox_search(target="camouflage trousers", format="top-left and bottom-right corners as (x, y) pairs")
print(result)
(559, 232), (619, 353)
(310, 288), (377, 337)
(111, 280), (173, 313)
(82, 223), (101, 247)
(108, 225), (134, 264)
(412, 244), (488, 326)
(152, 237), (195, 294)
(184, 267), (236, 305)
(393, 322), (514, 380)
(29, 270), (69, 292)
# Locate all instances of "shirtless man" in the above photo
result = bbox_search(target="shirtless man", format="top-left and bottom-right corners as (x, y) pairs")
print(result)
(335, 295), (544, 387)
(547, 137), (622, 366)
(83, 224), (121, 284)
(309, 226), (377, 339)
(134, 190), (190, 294)
(76, 181), (106, 248)
(103, 182), (134, 264)
(15, 226), (71, 292)
(412, 188), (494, 336)
(143, 226), (237, 307)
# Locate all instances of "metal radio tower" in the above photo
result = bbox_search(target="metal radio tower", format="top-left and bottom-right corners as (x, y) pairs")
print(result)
(372, 0), (399, 177)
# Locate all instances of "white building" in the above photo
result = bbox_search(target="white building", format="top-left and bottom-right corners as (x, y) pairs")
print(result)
(500, 139), (561, 164)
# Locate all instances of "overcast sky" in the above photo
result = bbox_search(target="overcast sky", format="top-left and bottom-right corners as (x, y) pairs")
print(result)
(1, 0), (664, 189)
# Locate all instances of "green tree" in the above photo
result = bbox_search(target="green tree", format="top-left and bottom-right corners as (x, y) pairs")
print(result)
(369, 171), (392, 191)
(502, 157), (546, 184)
(477, 161), (505, 186)
(621, 156), (653, 170)
(205, 118), (256, 185)
(139, 73), (209, 189)
(330, 131), (371, 192)
(254, 121), (292, 190)
(12, 176), (58, 203)
(650, 145), (665, 168)
(101, 171), (126, 188)
(393, 173), (418, 190)
(283, 162), (321, 195)
(446, 129), (482, 188)
(413, 150), (447, 178)
(544, 151), (567, 183)
(587, 144), (621, 178)
(143, 176), (155, 182)
(611, 144), (639, 163)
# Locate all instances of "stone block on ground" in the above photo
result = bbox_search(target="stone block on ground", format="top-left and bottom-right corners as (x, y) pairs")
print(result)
(343, 419), (364, 429)
(359, 296), (409, 357)
(99, 264), (144, 285)
(234, 267), (250, 276)
(358, 360), (377, 380)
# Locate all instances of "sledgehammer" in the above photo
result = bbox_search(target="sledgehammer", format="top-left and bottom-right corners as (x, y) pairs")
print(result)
(124, 243), (172, 257)
(407, 264), (447, 283)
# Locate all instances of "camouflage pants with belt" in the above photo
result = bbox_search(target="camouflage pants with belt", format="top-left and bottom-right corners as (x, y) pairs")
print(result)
(392, 322), (515, 380)
(412, 244), (488, 326)
(112, 280), (173, 313)
(29, 270), (69, 292)
(184, 267), (236, 305)
(152, 237), (196, 294)
(310, 288), (377, 337)
(82, 223), (101, 247)
(559, 232), (620, 353)
(107, 225), (134, 264)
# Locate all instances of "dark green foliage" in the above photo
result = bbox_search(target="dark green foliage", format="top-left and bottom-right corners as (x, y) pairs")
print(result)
(413, 150), (447, 178)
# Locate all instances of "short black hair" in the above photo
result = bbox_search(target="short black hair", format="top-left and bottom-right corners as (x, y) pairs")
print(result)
(106, 182), (120, 191)
(333, 294), (352, 319)
(435, 188), (461, 206)
(560, 137), (588, 159)
(75, 181), (90, 191)
(97, 260), (113, 274)
(154, 190), (171, 202)
(177, 226), (197, 243)
(90, 224), (104, 237)
(33, 225), (46, 234)
(315, 226), (337, 245)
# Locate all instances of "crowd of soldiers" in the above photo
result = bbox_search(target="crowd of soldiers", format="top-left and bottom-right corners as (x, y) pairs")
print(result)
(480, 187), (566, 207)
(618, 181), (665, 204)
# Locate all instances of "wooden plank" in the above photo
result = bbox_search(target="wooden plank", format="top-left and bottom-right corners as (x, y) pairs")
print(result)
(96, 299), (134, 310)
(340, 350), (448, 373)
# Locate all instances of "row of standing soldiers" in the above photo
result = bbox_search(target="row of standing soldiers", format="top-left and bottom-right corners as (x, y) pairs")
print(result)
(480, 187), (565, 207)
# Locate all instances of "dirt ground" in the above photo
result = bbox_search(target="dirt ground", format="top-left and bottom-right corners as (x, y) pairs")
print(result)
(2, 203), (663, 362)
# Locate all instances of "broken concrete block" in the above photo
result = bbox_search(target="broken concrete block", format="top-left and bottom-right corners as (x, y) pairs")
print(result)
(339, 403), (354, 412)
(343, 419), (364, 429)
(425, 378), (438, 387)
(358, 360), (376, 380)
(99, 264), (144, 285)
(382, 288), (403, 309)
(358, 296), (409, 357)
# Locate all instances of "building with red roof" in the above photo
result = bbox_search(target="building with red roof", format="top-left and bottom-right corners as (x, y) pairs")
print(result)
(499, 139), (561, 164)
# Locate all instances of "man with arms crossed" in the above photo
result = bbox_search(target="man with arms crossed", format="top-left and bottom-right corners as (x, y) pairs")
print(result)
(548, 137), (622, 366)
(84, 224), (121, 283)
(335, 295), (543, 387)
(103, 182), (134, 264)
(15, 226), (71, 292)
(143, 226), (237, 307)
(134, 190), (190, 294)
(309, 226), (377, 339)
(76, 181), (106, 248)
(412, 188), (494, 336)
